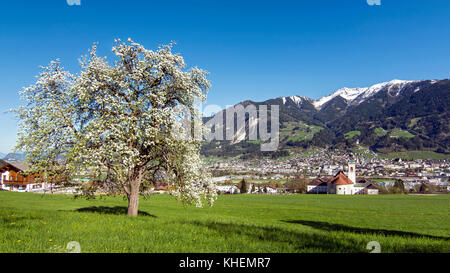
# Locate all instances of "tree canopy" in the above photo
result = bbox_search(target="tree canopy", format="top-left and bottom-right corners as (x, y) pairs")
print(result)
(14, 39), (217, 216)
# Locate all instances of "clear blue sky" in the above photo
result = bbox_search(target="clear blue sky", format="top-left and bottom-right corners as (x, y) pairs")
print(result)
(0, 0), (449, 153)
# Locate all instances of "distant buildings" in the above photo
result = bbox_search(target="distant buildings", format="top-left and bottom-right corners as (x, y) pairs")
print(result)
(247, 184), (277, 194)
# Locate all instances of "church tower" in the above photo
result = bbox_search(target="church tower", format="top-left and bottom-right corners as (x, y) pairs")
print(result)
(347, 161), (356, 183)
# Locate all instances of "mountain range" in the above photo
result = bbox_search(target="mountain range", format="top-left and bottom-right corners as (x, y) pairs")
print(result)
(201, 79), (450, 158)
(1, 153), (26, 162)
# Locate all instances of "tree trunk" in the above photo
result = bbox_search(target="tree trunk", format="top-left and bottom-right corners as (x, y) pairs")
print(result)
(127, 181), (140, 216)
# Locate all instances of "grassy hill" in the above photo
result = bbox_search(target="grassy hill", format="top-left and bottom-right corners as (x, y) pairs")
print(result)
(379, 150), (450, 160)
(0, 191), (448, 253)
(389, 128), (415, 139)
(344, 130), (361, 139)
(281, 121), (323, 143)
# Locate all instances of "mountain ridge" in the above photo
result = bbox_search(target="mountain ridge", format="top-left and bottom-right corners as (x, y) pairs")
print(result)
(201, 78), (450, 157)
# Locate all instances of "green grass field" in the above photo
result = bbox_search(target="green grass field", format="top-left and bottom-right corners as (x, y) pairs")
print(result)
(280, 121), (323, 142)
(344, 130), (361, 139)
(374, 128), (388, 137)
(379, 150), (450, 160)
(0, 191), (449, 253)
(389, 128), (415, 139)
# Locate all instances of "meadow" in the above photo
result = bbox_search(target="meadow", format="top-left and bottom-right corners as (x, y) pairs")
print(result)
(0, 191), (449, 253)
(379, 150), (450, 160)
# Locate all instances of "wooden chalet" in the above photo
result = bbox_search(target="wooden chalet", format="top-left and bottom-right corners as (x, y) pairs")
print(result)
(0, 160), (45, 192)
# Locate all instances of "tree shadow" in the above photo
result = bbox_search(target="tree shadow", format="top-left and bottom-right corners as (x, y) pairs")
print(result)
(283, 220), (449, 241)
(189, 220), (448, 252)
(1, 215), (43, 229)
(188, 220), (363, 252)
(74, 206), (156, 217)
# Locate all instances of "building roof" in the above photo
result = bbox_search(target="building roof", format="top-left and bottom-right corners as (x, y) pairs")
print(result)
(154, 183), (168, 191)
(328, 171), (354, 185)
(357, 178), (372, 184)
(0, 161), (30, 173)
(0, 159), (7, 170)
(354, 182), (378, 189)
(308, 177), (329, 187)
(8, 162), (29, 172)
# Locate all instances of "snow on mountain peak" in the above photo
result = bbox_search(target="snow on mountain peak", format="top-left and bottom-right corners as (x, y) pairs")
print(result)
(280, 95), (310, 106)
(313, 87), (366, 109)
(288, 95), (306, 106)
(313, 79), (415, 109)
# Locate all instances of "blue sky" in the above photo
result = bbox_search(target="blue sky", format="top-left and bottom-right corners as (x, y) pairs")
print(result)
(0, 0), (449, 153)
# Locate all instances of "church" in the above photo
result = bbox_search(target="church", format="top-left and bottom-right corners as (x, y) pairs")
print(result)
(307, 161), (379, 195)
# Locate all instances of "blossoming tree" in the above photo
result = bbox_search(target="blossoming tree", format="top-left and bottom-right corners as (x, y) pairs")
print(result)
(14, 39), (216, 216)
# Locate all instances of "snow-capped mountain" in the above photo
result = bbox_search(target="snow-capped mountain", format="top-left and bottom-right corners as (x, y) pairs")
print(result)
(280, 95), (312, 107)
(202, 78), (449, 157)
(312, 79), (418, 110)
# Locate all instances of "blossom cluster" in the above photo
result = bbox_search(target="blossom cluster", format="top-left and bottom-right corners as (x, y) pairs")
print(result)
(14, 39), (217, 207)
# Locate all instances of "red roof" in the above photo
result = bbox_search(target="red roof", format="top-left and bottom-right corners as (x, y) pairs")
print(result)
(155, 183), (168, 190)
(328, 171), (354, 185)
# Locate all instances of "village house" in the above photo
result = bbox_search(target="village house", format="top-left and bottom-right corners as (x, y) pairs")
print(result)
(216, 185), (240, 194)
(247, 185), (277, 194)
(0, 160), (46, 192)
(149, 183), (169, 194)
(264, 186), (278, 194)
(307, 177), (328, 193)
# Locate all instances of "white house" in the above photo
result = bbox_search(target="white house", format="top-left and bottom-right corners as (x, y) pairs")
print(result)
(307, 178), (328, 193)
(264, 186), (278, 194)
(216, 185), (240, 194)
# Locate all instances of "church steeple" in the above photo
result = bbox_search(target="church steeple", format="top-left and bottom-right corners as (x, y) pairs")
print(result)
(347, 161), (356, 183)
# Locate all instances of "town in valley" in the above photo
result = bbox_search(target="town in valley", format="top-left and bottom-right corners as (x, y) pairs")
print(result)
(2, 148), (448, 196)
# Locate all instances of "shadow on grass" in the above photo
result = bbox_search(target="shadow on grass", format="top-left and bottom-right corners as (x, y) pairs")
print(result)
(190, 220), (448, 252)
(74, 206), (156, 217)
(1, 215), (43, 229)
(189, 220), (362, 252)
(283, 220), (449, 241)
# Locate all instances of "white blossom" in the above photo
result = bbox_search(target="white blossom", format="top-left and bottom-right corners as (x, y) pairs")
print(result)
(13, 39), (217, 214)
